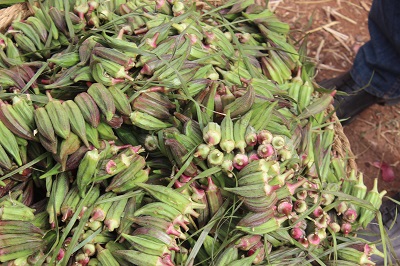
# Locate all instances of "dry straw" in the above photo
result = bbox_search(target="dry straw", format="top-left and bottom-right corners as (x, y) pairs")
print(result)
(0, 3), (34, 32)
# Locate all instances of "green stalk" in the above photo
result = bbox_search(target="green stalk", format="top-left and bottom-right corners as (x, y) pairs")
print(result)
(0, 0), (26, 6)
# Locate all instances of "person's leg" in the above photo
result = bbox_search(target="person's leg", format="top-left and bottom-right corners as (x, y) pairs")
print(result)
(321, 0), (400, 123)
(351, 0), (400, 100)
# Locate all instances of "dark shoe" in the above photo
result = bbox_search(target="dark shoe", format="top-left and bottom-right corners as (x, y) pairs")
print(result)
(380, 193), (400, 225)
(319, 72), (382, 125)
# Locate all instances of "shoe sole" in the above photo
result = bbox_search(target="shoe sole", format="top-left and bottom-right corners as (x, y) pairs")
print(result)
(379, 98), (400, 106)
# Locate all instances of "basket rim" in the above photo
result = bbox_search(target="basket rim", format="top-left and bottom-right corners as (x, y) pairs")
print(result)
(0, 2), (34, 33)
(329, 105), (357, 173)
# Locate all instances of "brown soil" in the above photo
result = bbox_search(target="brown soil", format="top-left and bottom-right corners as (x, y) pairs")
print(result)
(275, 0), (400, 197)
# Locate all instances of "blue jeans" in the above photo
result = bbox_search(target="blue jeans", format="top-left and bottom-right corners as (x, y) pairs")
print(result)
(350, 0), (400, 100)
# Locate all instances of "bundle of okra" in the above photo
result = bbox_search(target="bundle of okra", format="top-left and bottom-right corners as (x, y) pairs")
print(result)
(0, 0), (389, 265)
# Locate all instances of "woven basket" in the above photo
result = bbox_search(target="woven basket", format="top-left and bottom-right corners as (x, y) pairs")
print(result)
(0, 2), (357, 174)
(0, 3), (33, 33)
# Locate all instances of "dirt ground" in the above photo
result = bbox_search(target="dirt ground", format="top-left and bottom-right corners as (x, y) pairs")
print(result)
(274, 0), (400, 197)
